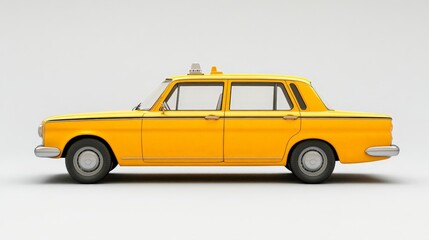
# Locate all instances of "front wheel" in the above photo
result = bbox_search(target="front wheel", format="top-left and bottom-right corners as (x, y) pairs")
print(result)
(289, 140), (335, 184)
(65, 139), (112, 184)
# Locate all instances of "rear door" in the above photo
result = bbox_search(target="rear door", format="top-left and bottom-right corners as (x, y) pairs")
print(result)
(224, 80), (300, 163)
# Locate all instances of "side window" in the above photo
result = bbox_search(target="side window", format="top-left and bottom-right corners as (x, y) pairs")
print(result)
(164, 83), (224, 110)
(230, 82), (293, 110)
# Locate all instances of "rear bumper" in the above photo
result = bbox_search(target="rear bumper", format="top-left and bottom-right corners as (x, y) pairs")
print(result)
(365, 145), (400, 157)
(34, 145), (60, 158)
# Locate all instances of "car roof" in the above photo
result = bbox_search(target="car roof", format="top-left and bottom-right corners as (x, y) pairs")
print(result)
(168, 74), (311, 84)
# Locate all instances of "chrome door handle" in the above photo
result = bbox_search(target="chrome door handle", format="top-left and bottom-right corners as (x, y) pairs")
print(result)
(283, 115), (299, 120)
(205, 115), (220, 120)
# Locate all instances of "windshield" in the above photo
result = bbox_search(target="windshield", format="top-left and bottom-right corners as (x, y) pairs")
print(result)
(139, 80), (171, 110)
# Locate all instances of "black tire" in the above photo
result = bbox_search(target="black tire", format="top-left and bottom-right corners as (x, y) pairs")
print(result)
(110, 161), (118, 172)
(65, 139), (112, 184)
(289, 140), (335, 184)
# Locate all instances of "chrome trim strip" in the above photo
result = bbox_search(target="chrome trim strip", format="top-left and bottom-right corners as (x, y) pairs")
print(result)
(144, 157), (223, 160)
(365, 145), (400, 157)
(225, 157), (282, 160)
(122, 157), (143, 160)
(123, 156), (282, 161)
(34, 145), (61, 158)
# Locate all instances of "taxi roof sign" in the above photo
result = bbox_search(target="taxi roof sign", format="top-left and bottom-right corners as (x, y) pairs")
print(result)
(188, 63), (203, 75)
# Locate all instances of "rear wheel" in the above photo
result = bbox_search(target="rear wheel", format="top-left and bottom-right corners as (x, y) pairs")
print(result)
(289, 140), (335, 183)
(65, 139), (112, 184)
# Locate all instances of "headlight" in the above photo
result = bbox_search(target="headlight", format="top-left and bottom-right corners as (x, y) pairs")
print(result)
(38, 124), (43, 138)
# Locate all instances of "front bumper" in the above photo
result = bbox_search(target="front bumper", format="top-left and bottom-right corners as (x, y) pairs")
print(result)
(34, 145), (60, 158)
(365, 145), (400, 157)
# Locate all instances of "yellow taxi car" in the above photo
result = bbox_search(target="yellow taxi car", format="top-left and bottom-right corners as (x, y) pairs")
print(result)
(35, 64), (399, 184)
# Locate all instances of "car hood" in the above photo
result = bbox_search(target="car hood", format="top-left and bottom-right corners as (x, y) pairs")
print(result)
(43, 110), (147, 123)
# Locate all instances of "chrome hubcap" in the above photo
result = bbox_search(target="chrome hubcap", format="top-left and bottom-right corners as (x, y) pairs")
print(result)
(73, 146), (103, 176)
(78, 150), (99, 172)
(302, 151), (323, 171)
(298, 146), (328, 176)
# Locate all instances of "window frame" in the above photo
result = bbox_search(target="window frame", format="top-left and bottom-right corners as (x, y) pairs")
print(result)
(228, 82), (294, 111)
(162, 82), (225, 111)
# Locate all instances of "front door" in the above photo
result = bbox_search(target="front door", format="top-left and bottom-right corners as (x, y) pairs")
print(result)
(224, 81), (301, 163)
(142, 81), (225, 163)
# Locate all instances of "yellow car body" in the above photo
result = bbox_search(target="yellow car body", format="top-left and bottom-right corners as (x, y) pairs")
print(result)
(35, 65), (399, 183)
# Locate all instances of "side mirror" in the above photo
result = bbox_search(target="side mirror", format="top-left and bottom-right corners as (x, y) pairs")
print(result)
(160, 102), (169, 113)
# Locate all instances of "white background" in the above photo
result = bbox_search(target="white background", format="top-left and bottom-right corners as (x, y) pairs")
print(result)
(1, 0), (428, 239)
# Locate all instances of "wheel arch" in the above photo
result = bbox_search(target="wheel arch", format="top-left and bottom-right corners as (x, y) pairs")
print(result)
(61, 135), (118, 165)
(286, 138), (339, 166)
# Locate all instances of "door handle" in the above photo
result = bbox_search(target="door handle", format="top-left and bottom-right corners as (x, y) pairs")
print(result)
(205, 115), (220, 120)
(283, 115), (299, 120)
